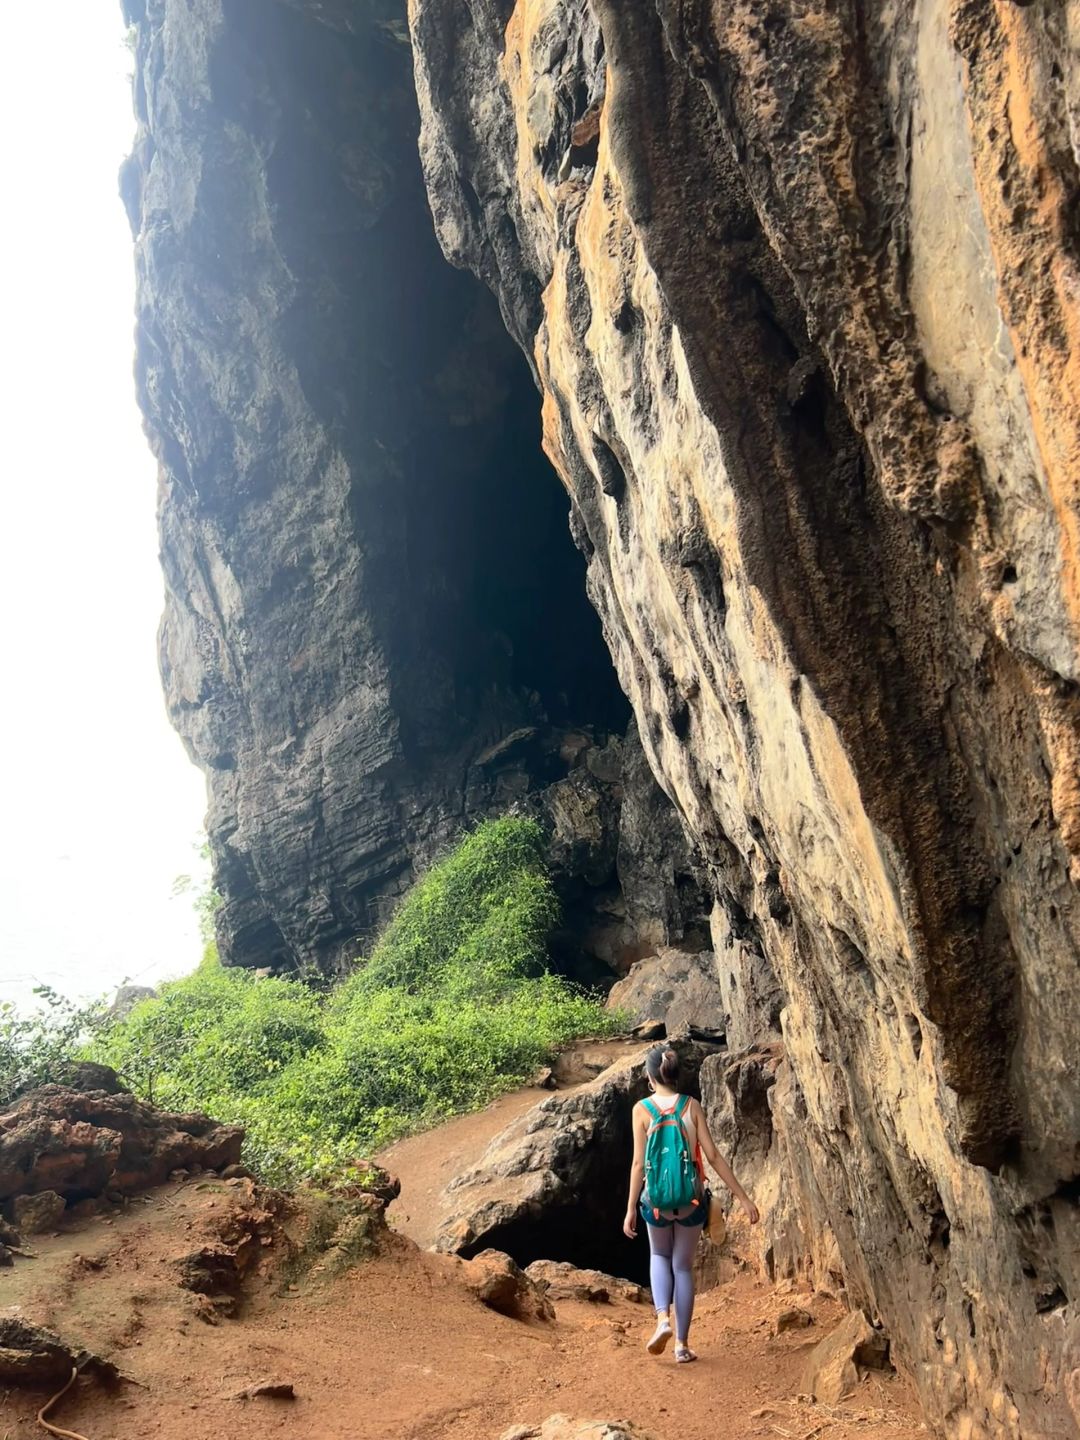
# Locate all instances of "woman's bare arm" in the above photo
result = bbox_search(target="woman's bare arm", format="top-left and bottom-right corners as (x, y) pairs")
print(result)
(692, 1097), (760, 1223)
(623, 1103), (648, 1237)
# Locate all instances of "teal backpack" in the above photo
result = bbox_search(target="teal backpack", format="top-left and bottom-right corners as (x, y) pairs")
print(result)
(642, 1094), (700, 1216)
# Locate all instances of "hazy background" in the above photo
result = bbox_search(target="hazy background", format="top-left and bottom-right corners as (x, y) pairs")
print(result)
(0, 6), (208, 1009)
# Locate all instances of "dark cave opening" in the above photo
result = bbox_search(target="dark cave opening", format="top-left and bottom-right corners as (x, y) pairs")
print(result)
(459, 1094), (653, 1286)
(456, 1052), (712, 1288)
(234, 0), (630, 755)
(471, 1195), (654, 1288)
(405, 317), (631, 739)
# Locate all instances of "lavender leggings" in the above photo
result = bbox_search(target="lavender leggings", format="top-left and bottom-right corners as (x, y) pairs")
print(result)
(646, 1219), (700, 1340)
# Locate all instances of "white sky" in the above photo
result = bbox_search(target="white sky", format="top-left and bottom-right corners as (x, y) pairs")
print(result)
(0, 5), (209, 1009)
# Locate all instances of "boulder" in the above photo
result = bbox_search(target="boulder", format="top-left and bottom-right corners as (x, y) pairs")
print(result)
(0, 1318), (119, 1388)
(628, 1021), (665, 1042)
(524, 1260), (646, 1305)
(10, 1190), (66, 1234)
(176, 1243), (248, 1313)
(434, 1041), (719, 1282)
(775, 1307), (813, 1334)
(798, 1310), (891, 1404)
(500, 1420), (656, 1440)
(233, 1380), (296, 1400)
(0, 1086), (243, 1208)
(606, 948), (725, 1036)
(461, 1250), (554, 1322)
(109, 985), (157, 1020)
(549, 1042), (635, 1088)
(222, 1164), (255, 1181)
(66, 1062), (128, 1094)
(336, 1158), (401, 1207)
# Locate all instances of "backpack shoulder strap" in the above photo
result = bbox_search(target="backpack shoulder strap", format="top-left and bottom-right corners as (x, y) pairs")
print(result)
(674, 1093), (690, 1119)
(641, 1097), (662, 1123)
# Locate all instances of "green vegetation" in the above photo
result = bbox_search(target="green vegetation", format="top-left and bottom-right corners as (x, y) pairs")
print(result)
(85, 818), (617, 1185)
(171, 838), (223, 946)
(0, 988), (108, 1108)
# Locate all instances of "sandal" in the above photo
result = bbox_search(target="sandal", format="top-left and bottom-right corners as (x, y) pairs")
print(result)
(674, 1344), (697, 1364)
(646, 1317), (673, 1355)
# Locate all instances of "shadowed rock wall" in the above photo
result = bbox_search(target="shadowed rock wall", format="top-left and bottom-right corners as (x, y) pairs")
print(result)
(409, 0), (1080, 1435)
(122, 0), (713, 978)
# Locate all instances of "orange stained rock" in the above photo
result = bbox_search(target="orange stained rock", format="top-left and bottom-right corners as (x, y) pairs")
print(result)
(954, 0), (1080, 651)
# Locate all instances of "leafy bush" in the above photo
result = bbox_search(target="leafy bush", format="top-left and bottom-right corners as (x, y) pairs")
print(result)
(171, 837), (222, 945)
(91, 818), (618, 1185)
(91, 949), (325, 1107)
(0, 988), (109, 1108)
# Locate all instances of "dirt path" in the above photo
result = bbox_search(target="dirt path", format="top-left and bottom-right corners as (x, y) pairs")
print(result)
(379, 1084), (550, 1248)
(2, 1070), (929, 1440)
(2, 1231), (925, 1440)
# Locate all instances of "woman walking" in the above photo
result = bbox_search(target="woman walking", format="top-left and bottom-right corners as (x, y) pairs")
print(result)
(623, 1046), (759, 1363)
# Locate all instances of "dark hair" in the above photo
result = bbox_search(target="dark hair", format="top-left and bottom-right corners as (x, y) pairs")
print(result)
(646, 1046), (680, 1088)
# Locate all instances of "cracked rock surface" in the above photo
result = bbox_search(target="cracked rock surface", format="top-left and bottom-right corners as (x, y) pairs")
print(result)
(410, 1), (1080, 1434)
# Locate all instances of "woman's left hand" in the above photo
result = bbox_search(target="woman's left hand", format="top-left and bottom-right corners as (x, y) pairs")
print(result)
(741, 1197), (760, 1225)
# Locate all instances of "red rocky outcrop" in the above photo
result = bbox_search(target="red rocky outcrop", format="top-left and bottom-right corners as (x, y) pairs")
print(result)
(0, 1086), (242, 1211)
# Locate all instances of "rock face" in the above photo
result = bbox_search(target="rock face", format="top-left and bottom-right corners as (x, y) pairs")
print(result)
(605, 948), (725, 1035)
(407, 2), (1080, 1437)
(126, 0), (1080, 1435)
(0, 1086), (243, 1209)
(122, 0), (706, 981)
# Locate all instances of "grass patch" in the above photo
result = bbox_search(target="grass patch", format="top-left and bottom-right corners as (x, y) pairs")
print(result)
(89, 817), (619, 1185)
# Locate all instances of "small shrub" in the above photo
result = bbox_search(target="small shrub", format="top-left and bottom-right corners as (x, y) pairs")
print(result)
(0, 988), (109, 1107)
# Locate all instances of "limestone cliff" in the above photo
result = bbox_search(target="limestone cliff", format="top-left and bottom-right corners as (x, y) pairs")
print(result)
(125, 0), (1080, 1435)
(122, 0), (705, 979)
(409, 1), (1080, 1436)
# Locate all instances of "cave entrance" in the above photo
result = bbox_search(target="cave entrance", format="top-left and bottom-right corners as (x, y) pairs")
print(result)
(330, 55), (630, 751)
(454, 1056), (711, 1289)
(396, 279), (632, 743)
(472, 1195), (652, 1288)
(458, 1093), (653, 1286)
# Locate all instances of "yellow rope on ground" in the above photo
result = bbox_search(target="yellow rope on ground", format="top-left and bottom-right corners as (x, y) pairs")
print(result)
(36, 1365), (92, 1440)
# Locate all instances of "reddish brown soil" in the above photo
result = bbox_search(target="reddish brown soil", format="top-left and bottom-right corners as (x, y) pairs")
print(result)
(1, 1078), (928, 1440)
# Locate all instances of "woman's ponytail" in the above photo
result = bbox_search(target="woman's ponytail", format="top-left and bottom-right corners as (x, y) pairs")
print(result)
(646, 1045), (681, 1087)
